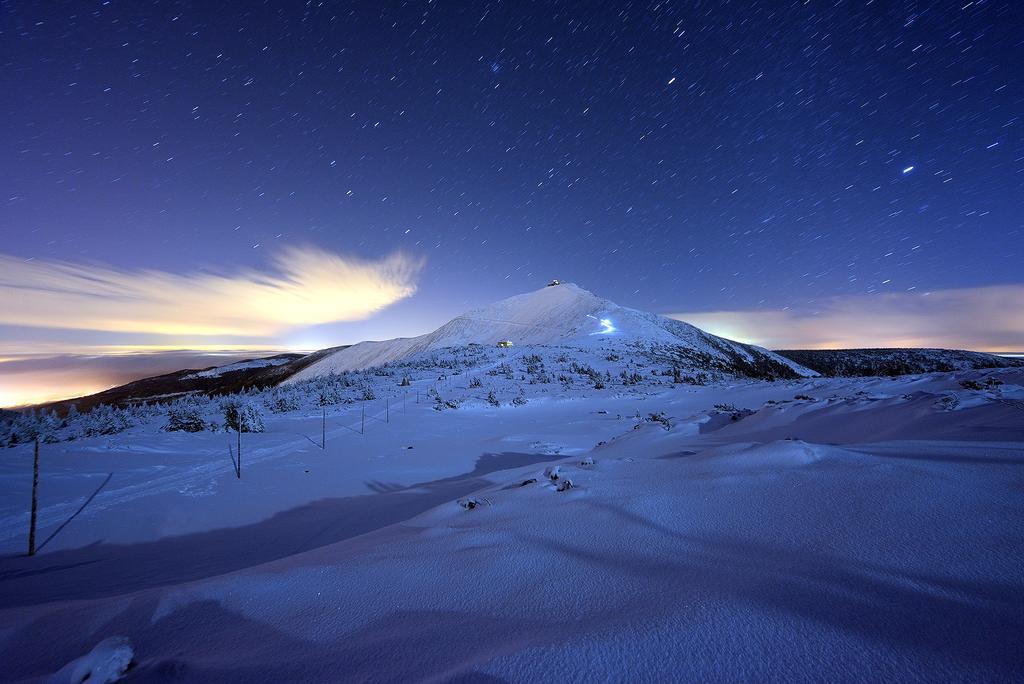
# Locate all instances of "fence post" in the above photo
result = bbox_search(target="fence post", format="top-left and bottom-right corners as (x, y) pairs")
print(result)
(322, 407), (326, 449)
(386, 397), (389, 423)
(236, 426), (241, 478)
(28, 438), (39, 556)
(361, 406), (365, 435)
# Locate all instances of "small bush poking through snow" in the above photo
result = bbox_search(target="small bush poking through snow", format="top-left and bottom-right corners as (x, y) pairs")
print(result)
(520, 478), (537, 486)
(556, 479), (575, 492)
(458, 497), (487, 510)
(580, 456), (595, 466)
(647, 412), (672, 430)
(545, 465), (561, 481)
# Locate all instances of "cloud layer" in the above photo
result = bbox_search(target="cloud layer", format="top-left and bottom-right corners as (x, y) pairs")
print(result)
(0, 246), (424, 337)
(0, 350), (279, 407)
(669, 285), (1024, 352)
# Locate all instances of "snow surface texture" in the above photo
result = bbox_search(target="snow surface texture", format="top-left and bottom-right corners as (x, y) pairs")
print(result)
(1, 362), (1022, 680)
(287, 283), (814, 379)
(47, 636), (133, 683)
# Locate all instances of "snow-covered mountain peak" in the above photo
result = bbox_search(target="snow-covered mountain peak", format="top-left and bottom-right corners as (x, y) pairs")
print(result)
(438, 282), (617, 344)
(287, 282), (815, 381)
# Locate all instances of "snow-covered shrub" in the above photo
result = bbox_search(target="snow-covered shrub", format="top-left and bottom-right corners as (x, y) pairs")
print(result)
(620, 370), (643, 385)
(486, 390), (500, 407)
(1, 409), (55, 447)
(487, 362), (514, 379)
(4, 409), (63, 445)
(267, 390), (301, 414)
(361, 387), (376, 401)
(81, 404), (133, 437)
(165, 402), (207, 433)
(511, 393), (528, 406)
(221, 399), (265, 433)
(318, 387), (344, 406)
(469, 376), (482, 388)
(433, 394), (459, 411)
(556, 478), (574, 492)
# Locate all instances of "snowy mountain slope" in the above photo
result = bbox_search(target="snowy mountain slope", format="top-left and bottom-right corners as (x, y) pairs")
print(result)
(289, 283), (814, 381)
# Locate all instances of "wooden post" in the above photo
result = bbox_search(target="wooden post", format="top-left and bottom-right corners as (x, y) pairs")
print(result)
(236, 426), (241, 478)
(28, 438), (39, 556)
(386, 397), (389, 423)
(361, 406), (365, 435)
(321, 407), (326, 449)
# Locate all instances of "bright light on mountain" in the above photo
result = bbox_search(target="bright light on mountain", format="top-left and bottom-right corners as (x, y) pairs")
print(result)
(586, 314), (616, 335)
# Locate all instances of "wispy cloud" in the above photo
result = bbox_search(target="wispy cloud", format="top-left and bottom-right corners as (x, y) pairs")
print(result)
(0, 246), (424, 337)
(668, 285), (1024, 351)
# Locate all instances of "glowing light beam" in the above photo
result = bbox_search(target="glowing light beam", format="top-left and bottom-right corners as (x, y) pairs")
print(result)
(587, 314), (617, 335)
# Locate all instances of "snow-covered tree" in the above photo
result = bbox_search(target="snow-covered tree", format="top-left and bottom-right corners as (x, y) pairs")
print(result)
(221, 399), (265, 433)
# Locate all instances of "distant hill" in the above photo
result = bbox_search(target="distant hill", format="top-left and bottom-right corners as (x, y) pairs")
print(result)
(39, 348), (345, 414)
(774, 348), (1024, 377)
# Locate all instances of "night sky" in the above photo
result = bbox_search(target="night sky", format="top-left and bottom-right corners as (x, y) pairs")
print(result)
(1, 1), (1022, 367)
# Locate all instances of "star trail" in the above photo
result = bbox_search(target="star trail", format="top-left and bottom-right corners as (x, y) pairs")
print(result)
(1, 0), (1021, 354)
